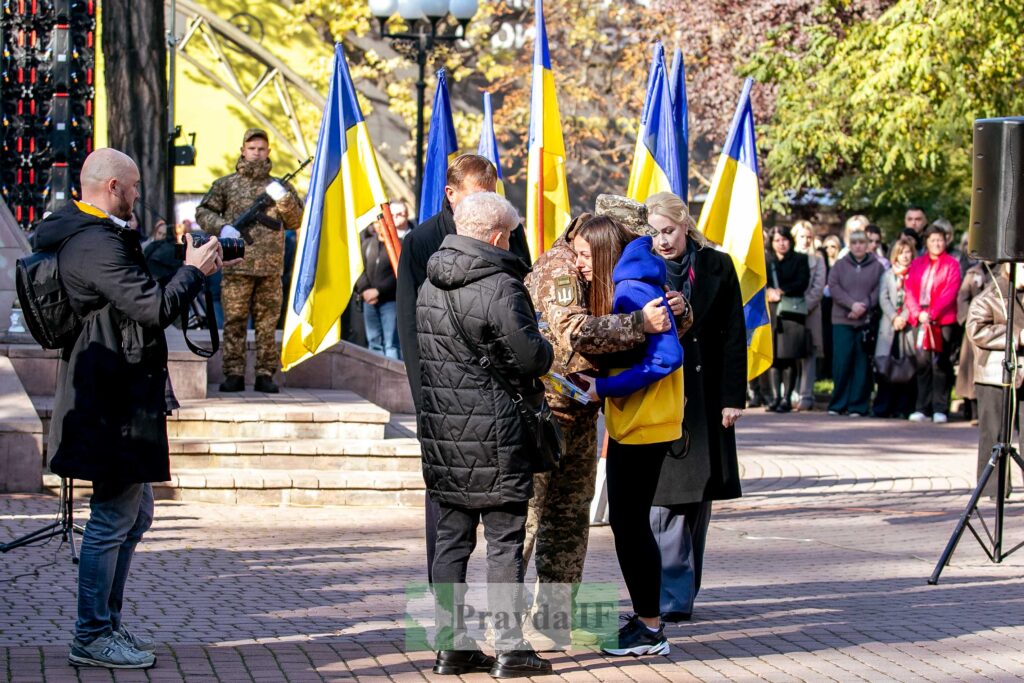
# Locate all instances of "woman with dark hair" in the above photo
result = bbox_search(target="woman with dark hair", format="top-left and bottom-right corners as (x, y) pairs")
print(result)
(873, 236), (917, 418)
(905, 224), (962, 423)
(766, 226), (810, 412)
(574, 216), (684, 658)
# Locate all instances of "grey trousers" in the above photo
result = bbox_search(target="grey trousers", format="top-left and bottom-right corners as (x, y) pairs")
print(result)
(650, 501), (713, 616)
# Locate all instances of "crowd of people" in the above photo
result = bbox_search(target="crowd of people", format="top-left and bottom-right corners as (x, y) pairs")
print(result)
(753, 207), (986, 425)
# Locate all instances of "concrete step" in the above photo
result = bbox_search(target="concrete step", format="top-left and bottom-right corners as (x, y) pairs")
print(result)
(44, 468), (426, 507)
(167, 436), (422, 472)
(167, 387), (390, 440)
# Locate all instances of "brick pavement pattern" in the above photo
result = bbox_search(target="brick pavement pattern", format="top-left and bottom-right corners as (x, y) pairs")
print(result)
(3, 413), (1024, 681)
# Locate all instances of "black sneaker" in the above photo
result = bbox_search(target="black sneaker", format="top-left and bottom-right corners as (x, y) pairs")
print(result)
(602, 614), (670, 657)
(254, 375), (279, 393)
(432, 650), (496, 675)
(489, 650), (553, 678)
(219, 375), (244, 392)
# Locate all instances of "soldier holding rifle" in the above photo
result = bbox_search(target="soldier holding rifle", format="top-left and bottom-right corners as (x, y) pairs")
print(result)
(196, 128), (305, 393)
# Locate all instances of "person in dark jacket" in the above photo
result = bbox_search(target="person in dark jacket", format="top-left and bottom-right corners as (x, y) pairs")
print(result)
(34, 149), (225, 670)
(395, 154), (532, 584)
(766, 226), (811, 412)
(417, 191), (553, 678)
(354, 220), (400, 359)
(644, 192), (746, 623)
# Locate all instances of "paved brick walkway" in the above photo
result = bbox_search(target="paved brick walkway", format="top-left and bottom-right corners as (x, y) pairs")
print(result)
(3, 412), (1024, 681)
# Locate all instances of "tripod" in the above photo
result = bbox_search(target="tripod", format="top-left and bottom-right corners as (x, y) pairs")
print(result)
(0, 478), (84, 564)
(930, 267), (1024, 584)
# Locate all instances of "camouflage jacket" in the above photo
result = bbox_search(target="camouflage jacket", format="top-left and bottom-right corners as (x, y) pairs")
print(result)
(525, 234), (647, 413)
(195, 158), (304, 277)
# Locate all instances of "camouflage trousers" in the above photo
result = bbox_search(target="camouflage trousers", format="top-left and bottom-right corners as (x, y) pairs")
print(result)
(221, 273), (282, 378)
(523, 411), (598, 585)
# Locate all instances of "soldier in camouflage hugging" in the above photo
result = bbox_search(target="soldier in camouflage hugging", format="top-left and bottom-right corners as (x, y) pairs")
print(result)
(522, 194), (691, 647)
(196, 128), (303, 393)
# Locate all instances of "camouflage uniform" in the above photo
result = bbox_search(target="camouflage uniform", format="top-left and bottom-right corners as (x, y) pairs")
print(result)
(195, 155), (303, 378)
(523, 196), (693, 586)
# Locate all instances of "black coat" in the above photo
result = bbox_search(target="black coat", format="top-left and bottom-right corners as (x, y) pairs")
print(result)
(354, 224), (397, 303)
(396, 198), (531, 411)
(416, 235), (553, 508)
(653, 245), (746, 505)
(34, 202), (205, 483)
(769, 249), (811, 295)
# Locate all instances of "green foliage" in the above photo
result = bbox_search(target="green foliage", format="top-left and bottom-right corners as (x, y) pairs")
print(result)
(748, 0), (1024, 229)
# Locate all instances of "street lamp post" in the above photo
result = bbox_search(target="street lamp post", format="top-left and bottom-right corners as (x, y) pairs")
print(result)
(368, 0), (479, 211)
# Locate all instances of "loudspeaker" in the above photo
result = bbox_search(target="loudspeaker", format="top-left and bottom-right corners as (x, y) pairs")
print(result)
(969, 117), (1024, 262)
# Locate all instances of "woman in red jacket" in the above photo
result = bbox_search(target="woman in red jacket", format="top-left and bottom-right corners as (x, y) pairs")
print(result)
(904, 224), (962, 423)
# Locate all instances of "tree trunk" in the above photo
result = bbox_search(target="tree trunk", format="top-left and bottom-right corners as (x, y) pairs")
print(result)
(102, 0), (168, 232)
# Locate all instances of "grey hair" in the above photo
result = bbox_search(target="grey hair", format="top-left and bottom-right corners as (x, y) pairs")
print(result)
(453, 192), (519, 242)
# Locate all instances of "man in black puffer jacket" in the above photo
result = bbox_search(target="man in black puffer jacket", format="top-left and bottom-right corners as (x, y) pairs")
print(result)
(417, 192), (553, 678)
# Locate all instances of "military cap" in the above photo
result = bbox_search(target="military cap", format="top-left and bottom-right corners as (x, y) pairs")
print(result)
(242, 128), (269, 145)
(595, 194), (656, 237)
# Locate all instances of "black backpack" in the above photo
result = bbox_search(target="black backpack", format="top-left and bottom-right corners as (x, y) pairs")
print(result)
(15, 247), (82, 349)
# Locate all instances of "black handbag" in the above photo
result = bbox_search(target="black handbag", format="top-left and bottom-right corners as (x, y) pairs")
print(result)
(875, 329), (917, 384)
(442, 290), (564, 472)
(771, 262), (808, 323)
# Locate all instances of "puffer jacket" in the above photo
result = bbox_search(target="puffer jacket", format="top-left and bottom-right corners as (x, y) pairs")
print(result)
(416, 234), (553, 508)
(967, 275), (1024, 388)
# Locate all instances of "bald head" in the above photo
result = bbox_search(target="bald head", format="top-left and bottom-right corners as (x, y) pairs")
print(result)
(80, 148), (141, 221)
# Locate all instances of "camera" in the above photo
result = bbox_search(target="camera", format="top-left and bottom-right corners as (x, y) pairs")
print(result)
(174, 232), (245, 262)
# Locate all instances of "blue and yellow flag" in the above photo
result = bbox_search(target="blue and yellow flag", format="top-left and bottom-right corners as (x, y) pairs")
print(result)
(419, 69), (458, 221)
(281, 44), (389, 371)
(697, 78), (771, 380)
(668, 48), (689, 203)
(477, 92), (505, 197)
(526, 0), (570, 261)
(626, 43), (685, 203)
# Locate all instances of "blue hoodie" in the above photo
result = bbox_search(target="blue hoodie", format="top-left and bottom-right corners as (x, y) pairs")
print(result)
(595, 236), (684, 399)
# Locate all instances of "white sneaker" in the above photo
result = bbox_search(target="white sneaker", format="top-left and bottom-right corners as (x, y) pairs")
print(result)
(908, 412), (927, 422)
(933, 412), (948, 424)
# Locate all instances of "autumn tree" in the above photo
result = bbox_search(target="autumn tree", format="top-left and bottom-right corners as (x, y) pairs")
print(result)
(748, 0), (1024, 230)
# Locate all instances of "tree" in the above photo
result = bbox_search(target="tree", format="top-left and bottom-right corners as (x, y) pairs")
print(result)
(748, 0), (1024, 230)
(101, 0), (169, 229)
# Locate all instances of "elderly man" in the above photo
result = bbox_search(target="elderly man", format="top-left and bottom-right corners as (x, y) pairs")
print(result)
(396, 154), (532, 584)
(417, 192), (554, 678)
(34, 149), (225, 669)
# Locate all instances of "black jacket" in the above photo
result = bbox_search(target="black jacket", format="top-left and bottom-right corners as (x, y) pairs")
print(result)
(396, 198), (532, 411)
(34, 202), (205, 483)
(769, 249), (811, 296)
(416, 234), (553, 508)
(654, 245), (746, 505)
(354, 224), (397, 303)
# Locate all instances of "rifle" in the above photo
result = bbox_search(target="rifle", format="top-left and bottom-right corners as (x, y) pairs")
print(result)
(232, 156), (312, 245)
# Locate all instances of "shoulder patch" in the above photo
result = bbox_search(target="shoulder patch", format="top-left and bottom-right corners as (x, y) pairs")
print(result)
(554, 275), (576, 306)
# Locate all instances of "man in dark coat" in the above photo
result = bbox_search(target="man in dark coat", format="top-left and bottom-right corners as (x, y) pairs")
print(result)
(354, 221), (400, 358)
(645, 193), (746, 622)
(417, 191), (553, 677)
(395, 153), (531, 583)
(34, 149), (225, 670)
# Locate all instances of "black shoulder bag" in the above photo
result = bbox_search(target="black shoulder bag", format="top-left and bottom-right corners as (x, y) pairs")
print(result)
(442, 290), (564, 472)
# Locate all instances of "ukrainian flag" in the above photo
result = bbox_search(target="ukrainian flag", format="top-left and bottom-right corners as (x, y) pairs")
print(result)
(526, 0), (570, 261)
(281, 44), (389, 371)
(626, 43), (685, 203)
(668, 48), (689, 203)
(477, 92), (505, 197)
(419, 69), (458, 221)
(697, 78), (771, 380)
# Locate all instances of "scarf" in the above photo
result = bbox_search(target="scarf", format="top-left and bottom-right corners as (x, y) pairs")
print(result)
(236, 157), (273, 180)
(666, 238), (697, 301)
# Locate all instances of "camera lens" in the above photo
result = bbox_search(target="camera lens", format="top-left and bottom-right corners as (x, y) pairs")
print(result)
(219, 237), (245, 261)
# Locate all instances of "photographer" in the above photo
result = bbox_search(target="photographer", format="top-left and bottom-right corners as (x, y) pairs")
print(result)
(34, 149), (229, 669)
(195, 128), (303, 394)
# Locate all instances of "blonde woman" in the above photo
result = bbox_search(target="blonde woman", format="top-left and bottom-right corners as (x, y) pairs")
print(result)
(792, 220), (825, 410)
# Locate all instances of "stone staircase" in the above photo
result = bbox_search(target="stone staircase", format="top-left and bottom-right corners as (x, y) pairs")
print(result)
(37, 386), (425, 507)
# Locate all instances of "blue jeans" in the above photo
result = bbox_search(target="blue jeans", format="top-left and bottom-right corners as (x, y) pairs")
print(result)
(75, 482), (154, 643)
(363, 299), (400, 359)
